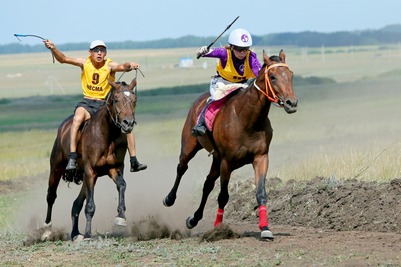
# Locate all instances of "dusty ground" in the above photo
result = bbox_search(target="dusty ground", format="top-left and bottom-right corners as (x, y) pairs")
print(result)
(2, 174), (401, 266)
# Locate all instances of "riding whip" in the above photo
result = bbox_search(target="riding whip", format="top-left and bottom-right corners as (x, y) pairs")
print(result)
(14, 34), (55, 63)
(197, 16), (240, 59)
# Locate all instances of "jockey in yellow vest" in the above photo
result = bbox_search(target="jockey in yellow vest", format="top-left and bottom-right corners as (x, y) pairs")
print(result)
(192, 28), (262, 136)
(43, 39), (147, 172)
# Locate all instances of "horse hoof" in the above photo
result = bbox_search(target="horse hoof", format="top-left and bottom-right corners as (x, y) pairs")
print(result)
(72, 234), (85, 242)
(41, 229), (52, 241)
(114, 217), (127, 227)
(186, 216), (197, 229)
(261, 229), (274, 240)
(162, 196), (175, 207)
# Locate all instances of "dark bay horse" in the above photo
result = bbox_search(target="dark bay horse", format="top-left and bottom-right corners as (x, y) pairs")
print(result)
(43, 79), (137, 241)
(163, 50), (297, 239)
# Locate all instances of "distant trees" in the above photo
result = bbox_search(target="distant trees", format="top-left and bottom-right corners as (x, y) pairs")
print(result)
(2, 24), (401, 55)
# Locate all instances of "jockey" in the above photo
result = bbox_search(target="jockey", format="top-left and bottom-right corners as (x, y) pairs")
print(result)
(192, 28), (262, 136)
(43, 39), (147, 172)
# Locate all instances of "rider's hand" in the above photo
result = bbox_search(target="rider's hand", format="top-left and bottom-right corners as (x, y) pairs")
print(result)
(196, 46), (209, 57)
(43, 40), (54, 50)
(125, 62), (139, 71)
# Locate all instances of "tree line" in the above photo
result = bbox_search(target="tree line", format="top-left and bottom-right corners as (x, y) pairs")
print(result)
(2, 24), (401, 55)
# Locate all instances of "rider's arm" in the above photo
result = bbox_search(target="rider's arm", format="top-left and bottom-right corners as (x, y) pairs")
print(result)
(43, 40), (84, 68)
(110, 62), (140, 73)
(249, 51), (262, 76)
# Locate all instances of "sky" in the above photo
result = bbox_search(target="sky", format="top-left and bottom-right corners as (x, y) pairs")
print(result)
(1, 0), (401, 46)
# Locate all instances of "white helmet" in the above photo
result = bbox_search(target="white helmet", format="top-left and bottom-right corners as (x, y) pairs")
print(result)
(228, 28), (253, 47)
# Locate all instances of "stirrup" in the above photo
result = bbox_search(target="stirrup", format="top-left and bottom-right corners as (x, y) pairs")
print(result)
(192, 125), (206, 136)
(66, 158), (77, 170)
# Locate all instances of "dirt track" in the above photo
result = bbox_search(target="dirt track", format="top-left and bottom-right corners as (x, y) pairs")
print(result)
(3, 174), (401, 266)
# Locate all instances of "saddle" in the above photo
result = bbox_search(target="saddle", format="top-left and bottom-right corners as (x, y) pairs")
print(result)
(203, 84), (247, 131)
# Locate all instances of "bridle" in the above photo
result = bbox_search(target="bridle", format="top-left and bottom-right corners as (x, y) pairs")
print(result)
(253, 63), (289, 106)
(105, 88), (136, 129)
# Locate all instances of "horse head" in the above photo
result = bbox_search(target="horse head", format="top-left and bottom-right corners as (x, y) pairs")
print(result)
(254, 50), (298, 114)
(106, 79), (137, 133)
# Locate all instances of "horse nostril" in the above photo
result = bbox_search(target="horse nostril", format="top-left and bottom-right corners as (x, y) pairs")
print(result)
(286, 99), (298, 108)
(122, 119), (132, 126)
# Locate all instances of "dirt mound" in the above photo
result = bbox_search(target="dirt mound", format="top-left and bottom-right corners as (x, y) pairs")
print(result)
(224, 177), (401, 232)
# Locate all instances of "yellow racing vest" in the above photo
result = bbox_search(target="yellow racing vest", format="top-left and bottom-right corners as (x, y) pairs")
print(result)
(81, 57), (115, 99)
(216, 49), (255, 82)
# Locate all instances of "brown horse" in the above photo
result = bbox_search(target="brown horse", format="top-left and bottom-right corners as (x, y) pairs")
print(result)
(163, 50), (297, 239)
(43, 79), (137, 241)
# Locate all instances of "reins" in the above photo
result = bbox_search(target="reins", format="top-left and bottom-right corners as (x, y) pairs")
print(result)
(117, 68), (145, 96)
(253, 63), (289, 105)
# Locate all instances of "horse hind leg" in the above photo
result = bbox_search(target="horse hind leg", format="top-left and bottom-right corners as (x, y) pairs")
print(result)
(70, 184), (86, 240)
(42, 168), (63, 241)
(44, 169), (62, 224)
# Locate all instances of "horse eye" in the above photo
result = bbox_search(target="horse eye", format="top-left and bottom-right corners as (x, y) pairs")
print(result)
(270, 74), (276, 81)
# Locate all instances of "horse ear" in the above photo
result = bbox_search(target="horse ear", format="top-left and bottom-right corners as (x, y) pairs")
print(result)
(129, 78), (137, 91)
(279, 49), (286, 63)
(263, 50), (271, 65)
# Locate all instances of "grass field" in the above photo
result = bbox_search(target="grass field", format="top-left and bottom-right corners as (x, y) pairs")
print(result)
(1, 44), (401, 98)
(1, 45), (401, 183)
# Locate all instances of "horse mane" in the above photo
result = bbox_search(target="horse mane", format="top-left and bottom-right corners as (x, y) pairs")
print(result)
(261, 55), (282, 69)
(269, 55), (281, 62)
(117, 81), (128, 86)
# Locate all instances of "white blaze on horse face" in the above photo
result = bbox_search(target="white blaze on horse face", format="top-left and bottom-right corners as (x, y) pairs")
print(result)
(124, 91), (131, 97)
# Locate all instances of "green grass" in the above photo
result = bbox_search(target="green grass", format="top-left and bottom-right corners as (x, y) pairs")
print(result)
(0, 130), (54, 181)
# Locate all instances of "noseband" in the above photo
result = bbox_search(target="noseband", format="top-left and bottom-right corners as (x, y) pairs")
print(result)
(253, 63), (289, 106)
(105, 89), (136, 128)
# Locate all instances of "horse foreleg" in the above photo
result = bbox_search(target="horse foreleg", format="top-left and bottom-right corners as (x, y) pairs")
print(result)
(71, 183), (86, 240)
(113, 170), (127, 226)
(253, 154), (273, 239)
(186, 157), (220, 229)
(213, 160), (232, 227)
(163, 163), (187, 207)
(163, 141), (201, 207)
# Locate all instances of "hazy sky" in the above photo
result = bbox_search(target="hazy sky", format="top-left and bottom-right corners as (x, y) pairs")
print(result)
(2, 0), (400, 46)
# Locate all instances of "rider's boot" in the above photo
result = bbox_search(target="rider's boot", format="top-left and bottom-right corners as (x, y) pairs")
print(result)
(130, 156), (147, 172)
(192, 99), (213, 137)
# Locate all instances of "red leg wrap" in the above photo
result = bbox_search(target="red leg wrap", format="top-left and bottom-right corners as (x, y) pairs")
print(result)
(258, 205), (269, 230)
(214, 208), (224, 227)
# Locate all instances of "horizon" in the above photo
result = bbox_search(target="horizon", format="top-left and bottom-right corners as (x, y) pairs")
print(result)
(1, 0), (400, 46)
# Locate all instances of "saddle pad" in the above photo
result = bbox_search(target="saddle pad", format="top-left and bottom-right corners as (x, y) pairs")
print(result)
(204, 85), (245, 131)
